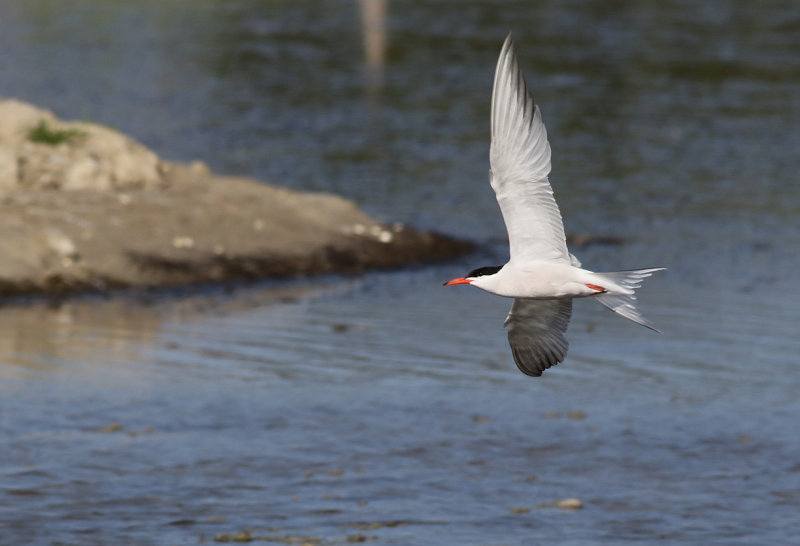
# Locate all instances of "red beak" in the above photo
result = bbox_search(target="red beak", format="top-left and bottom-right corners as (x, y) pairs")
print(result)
(443, 277), (472, 286)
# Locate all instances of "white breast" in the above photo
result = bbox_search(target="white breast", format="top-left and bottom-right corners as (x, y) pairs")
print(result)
(470, 262), (596, 299)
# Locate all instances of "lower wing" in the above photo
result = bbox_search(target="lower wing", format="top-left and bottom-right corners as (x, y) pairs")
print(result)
(504, 298), (573, 377)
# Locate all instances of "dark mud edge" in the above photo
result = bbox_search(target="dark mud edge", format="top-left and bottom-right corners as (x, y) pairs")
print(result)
(0, 225), (474, 299)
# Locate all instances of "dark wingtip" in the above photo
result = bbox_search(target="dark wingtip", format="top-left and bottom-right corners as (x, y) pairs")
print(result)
(511, 348), (551, 377)
(503, 31), (514, 52)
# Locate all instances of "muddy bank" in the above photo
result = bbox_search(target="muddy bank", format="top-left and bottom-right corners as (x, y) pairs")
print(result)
(0, 99), (473, 297)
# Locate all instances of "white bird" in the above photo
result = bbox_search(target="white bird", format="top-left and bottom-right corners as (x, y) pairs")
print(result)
(444, 33), (664, 377)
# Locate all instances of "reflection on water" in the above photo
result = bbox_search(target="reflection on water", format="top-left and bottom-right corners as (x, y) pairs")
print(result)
(1, 1), (800, 544)
(0, 281), (338, 382)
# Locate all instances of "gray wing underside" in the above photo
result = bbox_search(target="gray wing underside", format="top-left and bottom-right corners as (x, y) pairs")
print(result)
(504, 298), (572, 377)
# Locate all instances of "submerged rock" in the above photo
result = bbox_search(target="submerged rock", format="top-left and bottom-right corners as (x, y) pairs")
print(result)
(536, 498), (584, 510)
(0, 99), (473, 297)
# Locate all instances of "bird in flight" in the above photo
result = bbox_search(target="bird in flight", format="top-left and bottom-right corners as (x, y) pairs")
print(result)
(444, 33), (664, 377)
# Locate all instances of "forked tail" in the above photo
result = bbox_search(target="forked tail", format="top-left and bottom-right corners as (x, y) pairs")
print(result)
(592, 268), (665, 332)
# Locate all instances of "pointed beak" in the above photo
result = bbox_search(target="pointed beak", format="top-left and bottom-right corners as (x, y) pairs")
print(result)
(443, 277), (472, 286)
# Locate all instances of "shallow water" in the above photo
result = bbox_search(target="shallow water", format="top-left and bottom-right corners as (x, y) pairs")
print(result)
(2, 1), (800, 545)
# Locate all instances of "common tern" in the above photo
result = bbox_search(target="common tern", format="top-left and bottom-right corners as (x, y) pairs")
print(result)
(444, 33), (664, 376)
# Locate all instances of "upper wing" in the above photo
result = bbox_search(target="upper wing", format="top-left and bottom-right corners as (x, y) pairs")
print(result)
(489, 33), (569, 264)
(504, 298), (572, 376)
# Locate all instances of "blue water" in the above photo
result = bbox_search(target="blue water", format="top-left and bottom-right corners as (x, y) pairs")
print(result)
(1, 1), (800, 544)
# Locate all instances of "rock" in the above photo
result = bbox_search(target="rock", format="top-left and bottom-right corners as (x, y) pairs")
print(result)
(536, 498), (583, 510)
(214, 531), (254, 543)
(44, 229), (79, 260)
(97, 423), (123, 433)
(0, 148), (17, 191)
(0, 100), (164, 193)
(231, 531), (253, 543)
(0, 99), (474, 297)
(553, 498), (583, 509)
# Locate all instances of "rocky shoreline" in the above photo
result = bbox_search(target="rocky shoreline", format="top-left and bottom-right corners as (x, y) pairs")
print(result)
(0, 99), (473, 298)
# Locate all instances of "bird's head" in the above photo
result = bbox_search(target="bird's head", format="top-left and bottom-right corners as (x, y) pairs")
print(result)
(443, 265), (503, 286)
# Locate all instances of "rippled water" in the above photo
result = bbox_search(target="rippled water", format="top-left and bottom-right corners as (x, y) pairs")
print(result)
(2, 1), (800, 545)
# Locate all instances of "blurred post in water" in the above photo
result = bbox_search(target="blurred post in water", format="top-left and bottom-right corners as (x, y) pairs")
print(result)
(360, 0), (388, 93)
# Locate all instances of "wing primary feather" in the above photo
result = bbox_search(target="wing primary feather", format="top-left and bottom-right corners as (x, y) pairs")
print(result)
(505, 299), (572, 377)
(489, 33), (569, 264)
(512, 347), (544, 377)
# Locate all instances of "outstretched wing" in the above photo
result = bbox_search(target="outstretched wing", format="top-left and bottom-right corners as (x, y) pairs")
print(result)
(490, 33), (569, 265)
(504, 298), (572, 376)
